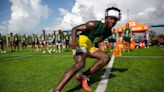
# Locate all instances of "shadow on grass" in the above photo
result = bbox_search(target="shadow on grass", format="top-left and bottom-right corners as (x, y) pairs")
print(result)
(67, 67), (127, 92)
(111, 68), (128, 73)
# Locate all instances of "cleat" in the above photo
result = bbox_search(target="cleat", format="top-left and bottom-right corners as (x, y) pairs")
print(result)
(76, 74), (91, 92)
(42, 50), (46, 53)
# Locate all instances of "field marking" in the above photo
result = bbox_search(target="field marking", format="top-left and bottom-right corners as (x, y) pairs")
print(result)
(0, 54), (72, 61)
(117, 56), (164, 58)
(95, 55), (115, 92)
(1, 54), (164, 58)
(0, 54), (163, 61)
(0, 55), (33, 60)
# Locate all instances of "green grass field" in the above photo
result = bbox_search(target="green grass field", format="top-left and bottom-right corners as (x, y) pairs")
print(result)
(0, 46), (164, 92)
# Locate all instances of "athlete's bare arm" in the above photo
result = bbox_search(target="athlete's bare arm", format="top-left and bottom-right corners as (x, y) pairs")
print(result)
(70, 21), (98, 49)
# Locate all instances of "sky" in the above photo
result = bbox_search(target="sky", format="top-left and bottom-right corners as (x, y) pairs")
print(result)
(0, 0), (164, 35)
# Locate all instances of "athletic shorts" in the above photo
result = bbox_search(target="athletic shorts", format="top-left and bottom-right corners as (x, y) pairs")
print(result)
(123, 37), (131, 42)
(73, 35), (98, 55)
(42, 41), (46, 45)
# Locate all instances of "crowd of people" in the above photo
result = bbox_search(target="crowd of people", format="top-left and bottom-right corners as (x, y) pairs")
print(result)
(99, 22), (150, 53)
(0, 25), (150, 54)
(0, 29), (71, 53)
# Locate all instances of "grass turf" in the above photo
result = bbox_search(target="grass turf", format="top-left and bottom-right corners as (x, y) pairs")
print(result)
(0, 46), (163, 92)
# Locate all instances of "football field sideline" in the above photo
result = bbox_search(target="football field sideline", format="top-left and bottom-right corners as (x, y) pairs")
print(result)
(0, 54), (163, 61)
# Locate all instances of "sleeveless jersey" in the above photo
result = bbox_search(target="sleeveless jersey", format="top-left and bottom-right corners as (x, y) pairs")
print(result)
(80, 21), (112, 43)
(57, 33), (62, 43)
(124, 28), (131, 37)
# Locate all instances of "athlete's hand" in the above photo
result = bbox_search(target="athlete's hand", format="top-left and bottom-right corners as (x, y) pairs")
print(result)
(70, 42), (78, 49)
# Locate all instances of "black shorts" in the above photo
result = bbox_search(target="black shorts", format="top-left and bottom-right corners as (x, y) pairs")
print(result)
(65, 40), (69, 44)
(14, 41), (19, 45)
(42, 41), (46, 45)
(111, 38), (116, 42)
(123, 37), (131, 42)
(32, 41), (35, 45)
(22, 42), (26, 45)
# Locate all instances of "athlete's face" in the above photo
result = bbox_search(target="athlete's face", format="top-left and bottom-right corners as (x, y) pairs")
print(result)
(105, 16), (118, 29)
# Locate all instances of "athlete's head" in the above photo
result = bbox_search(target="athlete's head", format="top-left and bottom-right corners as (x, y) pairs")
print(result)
(10, 32), (13, 36)
(126, 23), (129, 27)
(112, 28), (116, 32)
(59, 30), (62, 33)
(42, 30), (45, 35)
(105, 7), (121, 29)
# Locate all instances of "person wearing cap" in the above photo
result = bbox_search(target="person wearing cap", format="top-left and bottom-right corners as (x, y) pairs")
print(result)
(51, 7), (121, 92)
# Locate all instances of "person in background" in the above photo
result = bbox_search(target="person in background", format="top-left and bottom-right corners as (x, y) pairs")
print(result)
(9, 32), (15, 52)
(22, 34), (27, 51)
(52, 31), (57, 52)
(47, 33), (53, 53)
(0, 33), (6, 53)
(123, 23), (132, 52)
(14, 34), (20, 52)
(111, 28), (117, 49)
(35, 34), (40, 51)
(65, 32), (70, 51)
(56, 30), (64, 53)
(31, 34), (36, 51)
(144, 31), (149, 48)
(41, 30), (47, 53)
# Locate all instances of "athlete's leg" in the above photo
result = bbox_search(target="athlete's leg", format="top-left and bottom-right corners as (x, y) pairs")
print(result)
(52, 54), (86, 92)
(83, 49), (110, 76)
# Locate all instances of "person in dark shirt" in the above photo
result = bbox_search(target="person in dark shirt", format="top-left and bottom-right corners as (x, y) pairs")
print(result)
(123, 23), (132, 52)
(14, 34), (20, 52)
(65, 32), (70, 51)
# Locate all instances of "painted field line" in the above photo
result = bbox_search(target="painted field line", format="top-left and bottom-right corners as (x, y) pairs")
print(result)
(117, 56), (164, 58)
(0, 54), (72, 61)
(1, 55), (33, 60)
(95, 55), (115, 92)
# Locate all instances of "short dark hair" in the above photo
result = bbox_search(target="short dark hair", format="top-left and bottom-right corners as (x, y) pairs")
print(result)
(105, 7), (121, 20)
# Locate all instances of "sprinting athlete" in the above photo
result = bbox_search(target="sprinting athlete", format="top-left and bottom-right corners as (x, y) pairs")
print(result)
(51, 7), (121, 92)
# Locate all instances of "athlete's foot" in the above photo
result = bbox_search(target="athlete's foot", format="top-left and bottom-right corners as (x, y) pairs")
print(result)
(48, 50), (51, 53)
(53, 49), (56, 52)
(76, 73), (91, 92)
(3, 50), (6, 53)
(42, 50), (46, 53)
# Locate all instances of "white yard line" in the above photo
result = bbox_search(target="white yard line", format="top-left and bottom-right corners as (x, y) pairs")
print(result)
(117, 56), (164, 58)
(1, 55), (33, 60)
(95, 55), (115, 92)
(0, 54), (71, 61)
